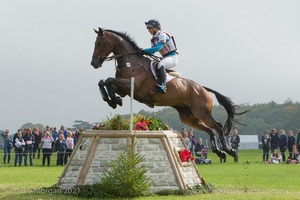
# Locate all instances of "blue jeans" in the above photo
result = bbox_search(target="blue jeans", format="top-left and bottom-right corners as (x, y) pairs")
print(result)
(24, 147), (34, 166)
(3, 146), (12, 163)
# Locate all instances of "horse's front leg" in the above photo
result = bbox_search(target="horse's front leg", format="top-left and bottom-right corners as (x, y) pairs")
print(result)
(104, 77), (132, 108)
(98, 80), (118, 109)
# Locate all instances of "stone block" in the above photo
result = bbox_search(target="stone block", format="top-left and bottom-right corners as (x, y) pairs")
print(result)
(148, 138), (162, 144)
(150, 167), (166, 173)
(143, 145), (159, 151)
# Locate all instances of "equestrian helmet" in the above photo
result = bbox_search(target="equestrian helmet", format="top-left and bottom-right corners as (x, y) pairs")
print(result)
(145, 19), (161, 29)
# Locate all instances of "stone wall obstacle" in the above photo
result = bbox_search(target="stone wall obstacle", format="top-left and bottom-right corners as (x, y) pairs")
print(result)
(57, 130), (204, 192)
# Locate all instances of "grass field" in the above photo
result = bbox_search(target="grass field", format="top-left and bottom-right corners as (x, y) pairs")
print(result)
(0, 150), (299, 200)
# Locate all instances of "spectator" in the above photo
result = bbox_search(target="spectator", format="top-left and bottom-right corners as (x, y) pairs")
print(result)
(286, 146), (300, 164)
(188, 128), (196, 155)
(270, 128), (279, 152)
(279, 129), (288, 162)
(55, 134), (66, 166)
(12, 129), (22, 148)
(73, 129), (80, 145)
(287, 130), (296, 158)
(230, 128), (240, 162)
(296, 129), (300, 152)
(33, 127), (43, 159)
(270, 149), (282, 164)
(51, 127), (58, 150)
(23, 128), (35, 166)
(1, 129), (13, 164)
(195, 138), (208, 159)
(14, 130), (25, 166)
(45, 125), (52, 135)
(64, 130), (74, 165)
(262, 130), (271, 163)
(59, 125), (68, 138)
(181, 128), (190, 148)
(41, 131), (54, 166)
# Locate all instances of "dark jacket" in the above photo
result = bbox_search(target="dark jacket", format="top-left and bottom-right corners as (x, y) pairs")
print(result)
(287, 136), (295, 151)
(279, 134), (288, 152)
(23, 134), (35, 149)
(195, 143), (205, 152)
(55, 139), (67, 152)
(262, 135), (271, 149)
(270, 133), (279, 149)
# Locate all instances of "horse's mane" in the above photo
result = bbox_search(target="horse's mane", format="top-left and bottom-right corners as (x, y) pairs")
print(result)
(105, 29), (140, 50)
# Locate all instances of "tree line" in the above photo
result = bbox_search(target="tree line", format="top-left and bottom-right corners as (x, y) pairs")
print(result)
(15, 100), (300, 143)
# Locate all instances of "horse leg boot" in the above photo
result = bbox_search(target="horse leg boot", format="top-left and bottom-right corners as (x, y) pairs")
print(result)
(106, 86), (123, 107)
(98, 80), (117, 109)
(156, 66), (167, 94)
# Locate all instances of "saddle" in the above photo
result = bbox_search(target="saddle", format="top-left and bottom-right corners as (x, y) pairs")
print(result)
(150, 61), (181, 82)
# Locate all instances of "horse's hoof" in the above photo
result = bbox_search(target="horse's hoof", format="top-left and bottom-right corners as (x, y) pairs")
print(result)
(229, 149), (237, 157)
(108, 101), (117, 109)
(221, 152), (226, 159)
(115, 97), (123, 106)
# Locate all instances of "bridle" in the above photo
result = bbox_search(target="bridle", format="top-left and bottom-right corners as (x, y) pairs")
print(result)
(93, 31), (162, 66)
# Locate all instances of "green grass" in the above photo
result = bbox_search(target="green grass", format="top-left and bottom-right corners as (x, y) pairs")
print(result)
(0, 150), (299, 200)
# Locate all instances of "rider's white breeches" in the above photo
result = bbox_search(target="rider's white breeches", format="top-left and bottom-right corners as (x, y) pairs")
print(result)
(158, 54), (179, 69)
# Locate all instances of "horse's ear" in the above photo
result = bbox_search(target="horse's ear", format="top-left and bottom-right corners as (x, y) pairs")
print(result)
(94, 27), (103, 36)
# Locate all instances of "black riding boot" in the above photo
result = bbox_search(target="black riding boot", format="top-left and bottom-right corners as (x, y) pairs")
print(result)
(156, 66), (167, 93)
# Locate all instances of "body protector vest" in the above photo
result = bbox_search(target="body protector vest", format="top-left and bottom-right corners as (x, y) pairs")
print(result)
(151, 31), (177, 56)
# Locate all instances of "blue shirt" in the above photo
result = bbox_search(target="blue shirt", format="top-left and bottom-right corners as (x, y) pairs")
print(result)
(1, 132), (13, 148)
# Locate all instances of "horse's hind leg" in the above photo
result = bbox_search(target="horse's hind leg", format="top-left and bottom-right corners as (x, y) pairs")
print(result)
(173, 106), (225, 158)
(203, 116), (237, 157)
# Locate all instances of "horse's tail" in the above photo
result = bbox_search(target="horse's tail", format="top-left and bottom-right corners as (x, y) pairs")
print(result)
(203, 86), (248, 135)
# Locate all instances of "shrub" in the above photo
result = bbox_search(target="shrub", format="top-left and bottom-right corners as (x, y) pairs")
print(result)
(75, 141), (153, 198)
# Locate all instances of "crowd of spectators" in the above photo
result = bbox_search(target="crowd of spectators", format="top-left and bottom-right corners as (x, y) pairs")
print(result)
(262, 128), (300, 164)
(0, 125), (82, 167)
(181, 127), (241, 163)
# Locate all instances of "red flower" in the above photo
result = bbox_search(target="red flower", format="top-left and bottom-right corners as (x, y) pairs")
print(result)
(179, 149), (194, 162)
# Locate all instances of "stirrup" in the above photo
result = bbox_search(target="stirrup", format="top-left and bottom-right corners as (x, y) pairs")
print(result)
(155, 83), (166, 94)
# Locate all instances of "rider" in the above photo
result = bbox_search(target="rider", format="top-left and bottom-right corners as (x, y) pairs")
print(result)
(143, 19), (178, 94)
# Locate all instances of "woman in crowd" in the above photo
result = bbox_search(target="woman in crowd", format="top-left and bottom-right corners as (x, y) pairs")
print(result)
(33, 127), (43, 159)
(270, 149), (282, 164)
(1, 129), (13, 164)
(41, 131), (54, 166)
(230, 129), (240, 162)
(55, 133), (66, 166)
(14, 130), (25, 166)
(262, 130), (271, 163)
(64, 130), (74, 165)
(279, 129), (288, 162)
(287, 130), (296, 158)
(181, 128), (190, 148)
(23, 128), (35, 166)
(188, 128), (196, 156)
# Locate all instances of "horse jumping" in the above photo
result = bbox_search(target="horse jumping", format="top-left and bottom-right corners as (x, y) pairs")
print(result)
(90, 27), (246, 158)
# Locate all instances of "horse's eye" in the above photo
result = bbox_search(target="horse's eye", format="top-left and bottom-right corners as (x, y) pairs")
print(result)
(97, 42), (102, 47)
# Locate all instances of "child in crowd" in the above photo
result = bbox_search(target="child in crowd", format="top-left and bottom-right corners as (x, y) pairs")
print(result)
(286, 146), (299, 164)
(269, 149), (282, 164)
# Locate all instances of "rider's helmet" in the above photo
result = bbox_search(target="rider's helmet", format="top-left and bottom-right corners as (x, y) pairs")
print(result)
(145, 19), (161, 29)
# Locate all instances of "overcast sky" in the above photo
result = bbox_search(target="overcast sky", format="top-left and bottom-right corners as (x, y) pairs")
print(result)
(1, 0), (300, 132)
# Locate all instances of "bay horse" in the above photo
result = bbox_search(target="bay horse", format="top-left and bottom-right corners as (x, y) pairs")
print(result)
(91, 27), (245, 158)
